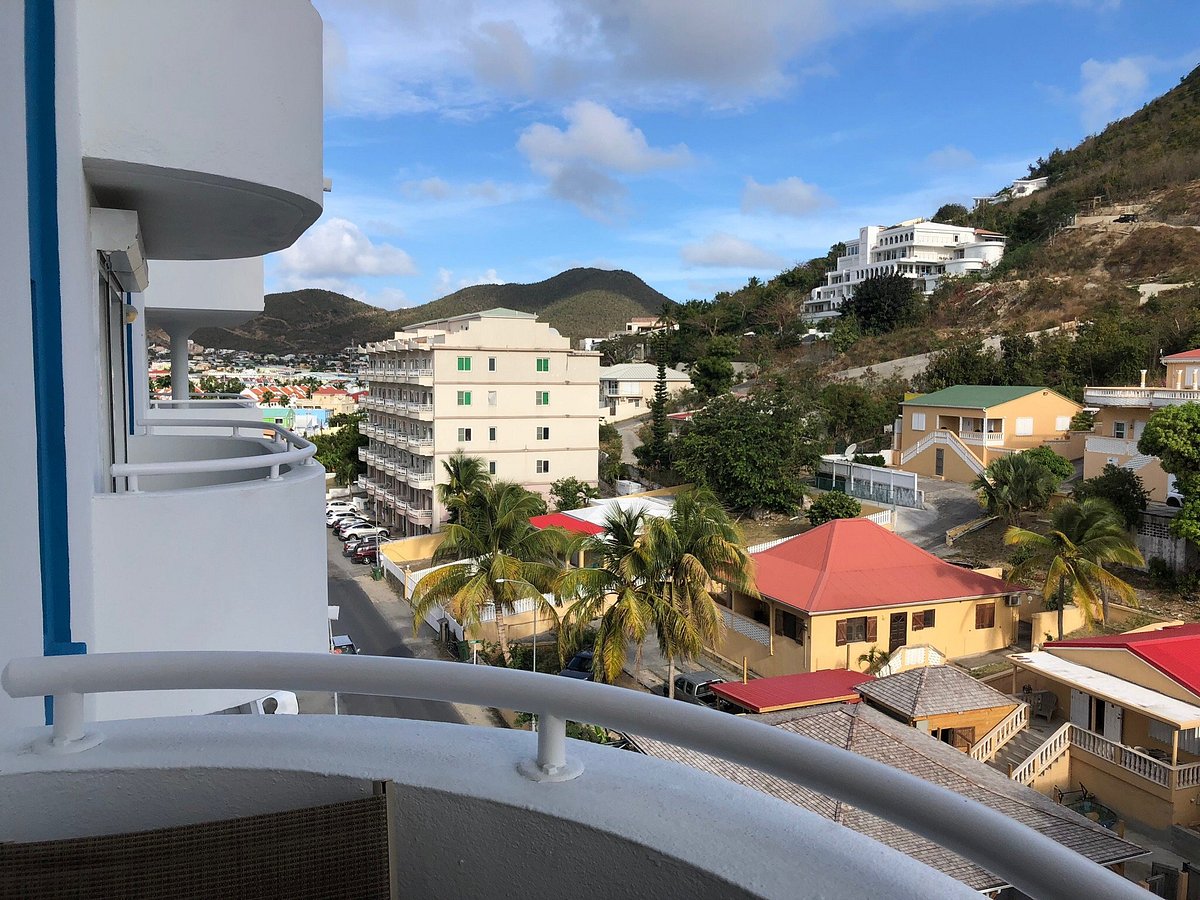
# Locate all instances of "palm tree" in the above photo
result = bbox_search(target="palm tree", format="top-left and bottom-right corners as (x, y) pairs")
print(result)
(653, 488), (757, 698)
(437, 451), (491, 525)
(412, 481), (567, 661)
(558, 490), (757, 692)
(972, 453), (1060, 523)
(858, 646), (890, 675)
(1005, 497), (1145, 635)
(557, 507), (665, 685)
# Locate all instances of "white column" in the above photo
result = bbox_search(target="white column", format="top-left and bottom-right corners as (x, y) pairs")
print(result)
(168, 325), (193, 400)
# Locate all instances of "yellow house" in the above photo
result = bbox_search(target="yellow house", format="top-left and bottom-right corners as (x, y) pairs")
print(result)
(893, 385), (1082, 483)
(1007, 624), (1200, 830)
(1082, 347), (1200, 505)
(713, 518), (1021, 679)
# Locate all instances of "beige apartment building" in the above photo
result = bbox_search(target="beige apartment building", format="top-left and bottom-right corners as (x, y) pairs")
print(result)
(359, 309), (600, 536)
(1082, 348), (1200, 505)
(599, 363), (692, 422)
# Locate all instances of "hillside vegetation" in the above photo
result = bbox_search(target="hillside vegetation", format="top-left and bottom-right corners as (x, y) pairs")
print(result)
(188, 267), (672, 353)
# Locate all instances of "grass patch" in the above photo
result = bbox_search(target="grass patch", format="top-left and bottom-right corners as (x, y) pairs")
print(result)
(969, 662), (1011, 679)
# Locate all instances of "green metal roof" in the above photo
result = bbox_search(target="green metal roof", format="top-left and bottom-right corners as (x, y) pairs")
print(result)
(901, 385), (1047, 409)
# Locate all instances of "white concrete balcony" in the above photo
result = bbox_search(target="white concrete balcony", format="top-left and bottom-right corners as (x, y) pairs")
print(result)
(412, 403), (435, 421)
(408, 507), (433, 526)
(1083, 386), (1200, 408)
(1085, 435), (1140, 457)
(357, 446), (369, 463)
(0, 651), (1147, 900)
(407, 470), (434, 488)
(93, 423), (327, 720)
(957, 430), (1006, 446)
(76, 0), (323, 259)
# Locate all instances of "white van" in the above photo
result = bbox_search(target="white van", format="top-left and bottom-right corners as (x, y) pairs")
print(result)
(216, 691), (299, 715)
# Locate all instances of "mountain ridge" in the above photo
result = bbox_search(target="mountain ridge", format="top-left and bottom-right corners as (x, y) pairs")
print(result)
(188, 267), (673, 354)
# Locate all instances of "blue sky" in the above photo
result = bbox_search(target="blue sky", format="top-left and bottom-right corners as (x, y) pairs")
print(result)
(267, 0), (1199, 308)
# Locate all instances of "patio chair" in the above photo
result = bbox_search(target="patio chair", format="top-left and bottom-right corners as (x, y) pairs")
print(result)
(1032, 690), (1058, 723)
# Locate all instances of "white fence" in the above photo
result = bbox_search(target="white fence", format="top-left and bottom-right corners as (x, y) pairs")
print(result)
(816, 458), (923, 509)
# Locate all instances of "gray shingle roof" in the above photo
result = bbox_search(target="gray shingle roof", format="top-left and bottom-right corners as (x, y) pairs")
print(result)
(599, 363), (691, 382)
(856, 665), (1018, 719)
(630, 703), (1143, 893)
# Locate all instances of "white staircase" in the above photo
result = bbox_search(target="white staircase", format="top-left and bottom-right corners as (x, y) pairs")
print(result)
(900, 431), (985, 476)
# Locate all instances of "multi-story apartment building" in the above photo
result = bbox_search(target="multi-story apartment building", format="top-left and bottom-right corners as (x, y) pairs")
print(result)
(1082, 348), (1200, 505)
(2, 0), (327, 729)
(360, 310), (600, 535)
(804, 220), (1006, 321)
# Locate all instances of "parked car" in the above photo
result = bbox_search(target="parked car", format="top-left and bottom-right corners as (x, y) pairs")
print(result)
(326, 501), (355, 513)
(668, 671), (725, 707)
(342, 525), (389, 541)
(558, 650), (595, 681)
(1114, 213), (1138, 224)
(334, 519), (373, 538)
(328, 512), (365, 528)
(331, 634), (358, 654)
(352, 545), (379, 565)
(342, 537), (372, 556)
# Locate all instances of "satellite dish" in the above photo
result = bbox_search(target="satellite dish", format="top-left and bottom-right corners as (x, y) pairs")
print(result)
(844, 443), (858, 460)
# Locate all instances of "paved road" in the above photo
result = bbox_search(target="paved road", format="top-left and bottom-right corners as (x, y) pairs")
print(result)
(892, 479), (984, 553)
(326, 531), (464, 723)
(614, 413), (648, 465)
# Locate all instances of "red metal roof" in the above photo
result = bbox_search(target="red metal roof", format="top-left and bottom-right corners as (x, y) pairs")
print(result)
(1046, 624), (1200, 698)
(751, 518), (1018, 614)
(529, 513), (604, 535)
(1163, 348), (1200, 361)
(711, 670), (874, 713)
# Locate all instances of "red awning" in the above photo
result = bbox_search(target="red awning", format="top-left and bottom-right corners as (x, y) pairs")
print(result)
(711, 670), (874, 714)
(529, 513), (604, 536)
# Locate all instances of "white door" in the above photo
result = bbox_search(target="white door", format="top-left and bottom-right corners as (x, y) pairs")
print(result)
(1102, 701), (1123, 743)
(1070, 689), (1090, 728)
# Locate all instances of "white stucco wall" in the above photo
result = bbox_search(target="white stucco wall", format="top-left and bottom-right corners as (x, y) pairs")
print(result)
(87, 463), (329, 720)
(0, 2), (47, 729)
(142, 258), (266, 330)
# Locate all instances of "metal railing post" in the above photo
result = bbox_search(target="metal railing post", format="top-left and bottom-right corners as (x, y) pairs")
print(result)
(517, 713), (583, 783)
(45, 692), (101, 754)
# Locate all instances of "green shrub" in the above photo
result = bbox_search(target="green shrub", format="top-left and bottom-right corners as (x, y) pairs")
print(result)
(807, 491), (862, 526)
(1019, 446), (1074, 481)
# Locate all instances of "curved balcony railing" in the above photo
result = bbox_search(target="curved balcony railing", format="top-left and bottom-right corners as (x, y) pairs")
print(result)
(113, 418), (317, 492)
(0, 651), (1144, 900)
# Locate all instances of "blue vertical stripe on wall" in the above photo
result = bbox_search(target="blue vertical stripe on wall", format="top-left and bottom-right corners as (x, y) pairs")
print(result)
(25, 0), (87, 724)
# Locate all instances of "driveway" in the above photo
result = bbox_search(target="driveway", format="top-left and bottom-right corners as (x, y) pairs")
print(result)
(893, 479), (984, 553)
(615, 413), (648, 465)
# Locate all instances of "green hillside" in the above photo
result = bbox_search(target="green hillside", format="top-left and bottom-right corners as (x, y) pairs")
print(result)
(189, 267), (673, 353)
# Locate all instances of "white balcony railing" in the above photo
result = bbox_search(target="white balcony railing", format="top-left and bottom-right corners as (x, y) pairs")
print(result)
(149, 394), (256, 411)
(957, 431), (1005, 446)
(969, 703), (1029, 763)
(720, 607), (771, 647)
(1083, 386), (1200, 408)
(1084, 435), (1139, 457)
(0, 651), (1146, 900)
(1011, 722), (1200, 791)
(114, 419), (316, 492)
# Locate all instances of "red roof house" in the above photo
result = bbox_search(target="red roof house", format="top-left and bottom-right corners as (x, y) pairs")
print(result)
(751, 518), (1017, 615)
(711, 670), (873, 714)
(1162, 348), (1200, 362)
(1045, 624), (1200, 702)
(529, 513), (604, 536)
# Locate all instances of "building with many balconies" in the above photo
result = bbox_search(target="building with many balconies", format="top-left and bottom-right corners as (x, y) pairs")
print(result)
(2, 0), (327, 728)
(360, 310), (600, 535)
(804, 220), (1006, 321)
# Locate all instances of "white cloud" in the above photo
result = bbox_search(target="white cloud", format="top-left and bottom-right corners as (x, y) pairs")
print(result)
(401, 177), (453, 200)
(275, 217), (417, 278)
(317, 0), (957, 117)
(432, 267), (505, 299)
(741, 176), (831, 217)
(924, 145), (977, 171)
(1077, 57), (1150, 131)
(398, 176), (519, 206)
(518, 100), (690, 217)
(681, 233), (784, 269)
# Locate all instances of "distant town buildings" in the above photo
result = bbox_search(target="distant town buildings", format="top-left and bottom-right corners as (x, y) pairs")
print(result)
(599, 363), (692, 422)
(804, 220), (1006, 321)
(360, 308), (600, 536)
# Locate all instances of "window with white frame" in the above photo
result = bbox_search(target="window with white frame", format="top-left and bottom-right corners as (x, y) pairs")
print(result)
(488, 426), (496, 441)
(536, 426), (550, 440)
(457, 427), (472, 442)
(1055, 416), (1071, 431)
(536, 459), (550, 474)
(487, 390), (497, 407)
(1112, 421), (1126, 439)
(489, 461), (496, 475)
(911, 412), (926, 431)
(1015, 417), (1034, 436)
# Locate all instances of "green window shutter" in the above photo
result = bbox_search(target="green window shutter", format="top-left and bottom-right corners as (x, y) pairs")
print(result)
(457, 390), (471, 406)
(536, 357), (549, 372)
(457, 356), (471, 371)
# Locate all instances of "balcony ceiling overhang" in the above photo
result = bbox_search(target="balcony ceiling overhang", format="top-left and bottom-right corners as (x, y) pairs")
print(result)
(85, 158), (321, 260)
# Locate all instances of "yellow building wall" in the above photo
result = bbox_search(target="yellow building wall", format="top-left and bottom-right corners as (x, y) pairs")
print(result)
(899, 440), (984, 483)
(806, 597), (1016, 673)
(1085, 406), (1171, 501)
(1165, 360), (1200, 390)
(1047, 646), (1200, 706)
(988, 392), (1082, 450)
(920, 704), (1017, 743)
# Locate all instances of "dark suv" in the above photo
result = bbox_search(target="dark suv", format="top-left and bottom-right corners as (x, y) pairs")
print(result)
(558, 650), (595, 681)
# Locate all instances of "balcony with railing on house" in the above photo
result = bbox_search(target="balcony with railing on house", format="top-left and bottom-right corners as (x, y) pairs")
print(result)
(0, 650), (1147, 900)
(1083, 386), (1200, 408)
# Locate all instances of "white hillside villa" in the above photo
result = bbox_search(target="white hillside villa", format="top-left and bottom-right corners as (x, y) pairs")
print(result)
(804, 219), (1006, 321)
(973, 176), (1050, 209)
